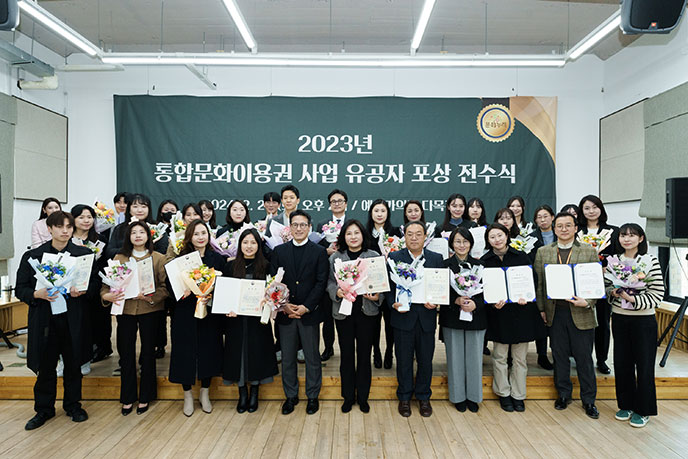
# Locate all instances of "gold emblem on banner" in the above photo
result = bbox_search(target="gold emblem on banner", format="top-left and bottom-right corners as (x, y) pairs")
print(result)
(476, 104), (514, 142)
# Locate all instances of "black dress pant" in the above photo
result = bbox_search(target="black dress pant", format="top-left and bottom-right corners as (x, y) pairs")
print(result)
(34, 313), (82, 415)
(92, 302), (113, 355)
(612, 313), (658, 416)
(335, 309), (376, 403)
(535, 337), (548, 356)
(550, 305), (596, 405)
(394, 321), (435, 401)
(155, 299), (173, 349)
(594, 298), (611, 364)
(117, 312), (159, 404)
(373, 302), (394, 354)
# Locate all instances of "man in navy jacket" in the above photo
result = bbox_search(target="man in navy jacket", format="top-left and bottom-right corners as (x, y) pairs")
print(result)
(389, 221), (444, 418)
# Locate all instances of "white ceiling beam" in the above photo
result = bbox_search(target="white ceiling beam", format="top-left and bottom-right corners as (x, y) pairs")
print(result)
(220, 0), (257, 53)
(410, 0), (437, 55)
(566, 9), (621, 61)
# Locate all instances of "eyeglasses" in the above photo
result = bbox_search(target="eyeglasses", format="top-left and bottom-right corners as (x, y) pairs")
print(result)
(330, 199), (346, 205)
(454, 240), (471, 246)
(291, 223), (309, 229)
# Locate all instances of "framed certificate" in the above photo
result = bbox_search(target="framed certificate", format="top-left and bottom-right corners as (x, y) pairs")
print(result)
(545, 263), (605, 300)
(137, 257), (156, 296)
(72, 253), (94, 292)
(213, 277), (266, 316)
(164, 251), (203, 300)
(483, 266), (536, 303)
(358, 256), (390, 294)
(424, 268), (450, 305)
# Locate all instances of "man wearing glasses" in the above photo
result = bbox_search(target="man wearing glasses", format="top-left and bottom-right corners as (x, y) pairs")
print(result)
(533, 212), (601, 419)
(271, 210), (329, 416)
(316, 189), (349, 361)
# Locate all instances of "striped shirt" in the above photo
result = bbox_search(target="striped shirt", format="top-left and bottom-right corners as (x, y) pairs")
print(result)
(605, 254), (664, 316)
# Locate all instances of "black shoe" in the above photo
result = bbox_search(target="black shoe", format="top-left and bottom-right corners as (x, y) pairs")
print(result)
(306, 398), (319, 415)
(454, 401), (467, 412)
(320, 347), (334, 361)
(537, 355), (554, 371)
(68, 408), (88, 423)
(136, 403), (149, 415)
(341, 400), (354, 413)
(237, 385), (249, 413)
(25, 412), (54, 430)
(499, 396), (514, 412)
(483, 346), (491, 356)
(384, 349), (393, 369)
(373, 349), (382, 369)
(584, 403), (600, 419)
(154, 347), (165, 359)
(121, 404), (133, 416)
(359, 401), (370, 413)
(597, 362), (611, 375)
(91, 350), (112, 363)
(282, 397), (299, 415)
(467, 401), (479, 413)
(511, 398), (525, 412)
(554, 397), (572, 410)
(248, 385), (259, 413)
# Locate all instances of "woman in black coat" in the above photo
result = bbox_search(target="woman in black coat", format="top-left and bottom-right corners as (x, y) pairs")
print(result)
(365, 199), (400, 369)
(436, 193), (477, 237)
(441, 227), (486, 413)
(481, 223), (546, 413)
(578, 194), (619, 375)
(223, 228), (278, 414)
(169, 219), (226, 417)
(106, 193), (155, 259)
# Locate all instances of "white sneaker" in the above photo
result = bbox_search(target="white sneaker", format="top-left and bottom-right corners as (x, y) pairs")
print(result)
(81, 361), (91, 375)
(56, 358), (64, 377)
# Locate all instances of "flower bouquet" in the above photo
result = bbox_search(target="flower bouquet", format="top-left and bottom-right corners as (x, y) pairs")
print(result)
(260, 267), (291, 324)
(424, 221), (437, 248)
(510, 235), (537, 254)
(94, 201), (116, 234)
(265, 220), (294, 250)
(169, 212), (187, 255)
(333, 258), (369, 315)
(604, 254), (653, 310)
(577, 228), (613, 256)
(28, 256), (75, 315)
(182, 264), (219, 319)
(321, 220), (343, 244)
(378, 233), (405, 258)
(210, 230), (238, 258)
(84, 240), (106, 260)
(450, 264), (484, 321)
(148, 222), (168, 243)
(253, 220), (267, 238)
(99, 259), (136, 315)
(387, 257), (425, 312)
(519, 222), (534, 238)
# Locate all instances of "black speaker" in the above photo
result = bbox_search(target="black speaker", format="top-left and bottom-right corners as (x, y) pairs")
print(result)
(0, 0), (18, 31)
(666, 177), (688, 238)
(621, 0), (687, 34)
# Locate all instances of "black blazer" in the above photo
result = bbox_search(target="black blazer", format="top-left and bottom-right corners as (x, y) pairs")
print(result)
(388, 248), (444, 333)
(579, 223), (620, 260)
(366, 225), (400, 253)
(440, 255), (486, 331)
(270, 240), (329, 326)
(435, 219), (477, 237)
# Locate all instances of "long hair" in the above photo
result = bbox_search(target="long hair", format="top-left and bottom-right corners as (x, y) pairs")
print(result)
(232, 229), (269, 280)
(336, 219), (370, 253)
(39, 197), (61, 219)
(467, 197), (487, 226)
(70, 204), (99, 242)
(403, 200), (426, 225)
(617, 223), (648, 256)
(578, 194), (609, 227)
(181, 203), (203, 223)
(493, 208), (519, 238)
(179, 219), (212, 256)
(124, 193), (153, 224)
(442, 193), (469, 230)
(120, 221), (154, 258)
(366, 199), (394, 236)
(485, 223), (511, 251)
(155, 199), (179, 224)
(506, 195), (526, 224)
(198, 199), (217, 228)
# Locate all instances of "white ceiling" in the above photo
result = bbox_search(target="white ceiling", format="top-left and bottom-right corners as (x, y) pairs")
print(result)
(17, 0), (636, 59)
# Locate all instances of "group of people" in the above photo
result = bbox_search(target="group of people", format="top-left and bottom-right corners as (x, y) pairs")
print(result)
(16, 186), (664, 432)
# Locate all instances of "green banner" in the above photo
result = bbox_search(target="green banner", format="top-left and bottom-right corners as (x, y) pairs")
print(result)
(114, 95), (556, 225)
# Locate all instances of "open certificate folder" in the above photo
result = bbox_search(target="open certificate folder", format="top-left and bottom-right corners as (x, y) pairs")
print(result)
(482, 266), (536, 303)
(164, 251), (203, 300)
(544, 262), (606, 300)
(408, 268), (451, 305)
(212, 277), (266, 317)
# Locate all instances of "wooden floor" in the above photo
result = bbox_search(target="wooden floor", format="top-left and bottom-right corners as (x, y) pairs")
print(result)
(1, 399), (688, 458)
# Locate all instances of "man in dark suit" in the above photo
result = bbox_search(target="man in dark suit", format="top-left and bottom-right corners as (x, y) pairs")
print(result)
(389, 221), (444, 418)
(271, 210), (329, 415)
(315, 189), (348, 361)
(15, 211), (97, 430)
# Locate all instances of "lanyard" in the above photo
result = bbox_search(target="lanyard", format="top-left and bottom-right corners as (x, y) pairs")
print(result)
(557, 248), (572, 264)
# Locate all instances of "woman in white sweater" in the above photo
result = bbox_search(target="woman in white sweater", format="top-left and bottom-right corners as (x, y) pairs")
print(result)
(605, 223), (664, 429)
